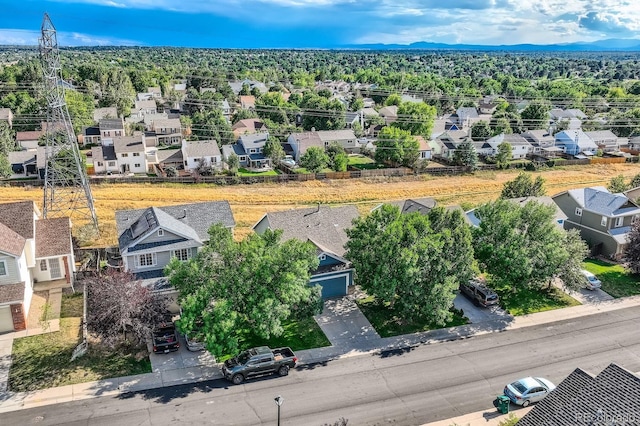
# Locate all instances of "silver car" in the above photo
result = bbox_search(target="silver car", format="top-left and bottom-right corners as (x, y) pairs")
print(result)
(580, 269), (602, 290)
(504, 377), (556, 406)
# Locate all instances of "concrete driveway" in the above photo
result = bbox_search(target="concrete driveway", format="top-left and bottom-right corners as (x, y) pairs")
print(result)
(148, 334), (216, 373)
(453, 293), (511, 324)
(552, 278), (614, 305)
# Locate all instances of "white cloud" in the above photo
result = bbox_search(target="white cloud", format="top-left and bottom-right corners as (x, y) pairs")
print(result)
(0, 29), (39, 45)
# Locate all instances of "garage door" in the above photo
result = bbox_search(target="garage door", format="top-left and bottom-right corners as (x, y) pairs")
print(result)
(0, 306), (14, 333)
(312, 275), (349, 299)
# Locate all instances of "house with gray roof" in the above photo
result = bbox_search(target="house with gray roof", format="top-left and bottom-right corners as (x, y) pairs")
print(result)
(221, 132), (271, 169)
(456, 107), (479, 129)
(0, 201), (75, 333)
(374, 198), (437, 215)
(99, 118), (125, 138)
(132, 99), (158, 118)
(116, 201), (235, 280)
(181, 139), (222, 173)
(93, 106), (118, 123)
(317, 129), (359, 153)
(522, 129), (558, 157)
(518, 363), (640, 426)
(16, 130), (43, 150)
(378, 105), (398, 125)
(8, 150), (38, 178)
(487, 133), (533, 159)
(555, 129), (598, 157)
(552, 186), (640, 258)
(287, 132), (324, 163)
(150, 118), (182, 145)
(585, 130), (620, 152)
(252, 205), (360, 298)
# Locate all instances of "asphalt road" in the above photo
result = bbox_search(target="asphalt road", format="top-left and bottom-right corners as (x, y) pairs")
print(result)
(6, 306), (640, 426)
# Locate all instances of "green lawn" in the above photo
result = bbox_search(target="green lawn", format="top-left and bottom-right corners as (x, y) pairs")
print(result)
(582, 258), (640, 298)
(237, 168), (279, 176)
(356, 296), (468, 338)
(9, 294), (151, 392)
(494, 284), (581, 316)
(347, 155), (376, 166)
(293, 167), (333, 174)
(219, 317), (330, 362)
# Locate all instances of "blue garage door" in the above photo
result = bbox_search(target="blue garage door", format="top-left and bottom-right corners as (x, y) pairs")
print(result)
(313, 275), (348, 299)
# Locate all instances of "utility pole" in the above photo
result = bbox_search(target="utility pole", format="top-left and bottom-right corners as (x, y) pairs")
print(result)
(39, 13), (98, 231)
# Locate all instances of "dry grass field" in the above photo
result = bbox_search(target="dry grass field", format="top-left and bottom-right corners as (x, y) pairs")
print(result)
(2, 163), (639, 247)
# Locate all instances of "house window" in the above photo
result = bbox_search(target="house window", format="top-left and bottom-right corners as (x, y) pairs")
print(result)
(0, 260), (6, 276)
(122, 153), (128, 157)
(97, 162), (103, 166)
(319, 254), (326, 261)
(157, 229), (164, 237)
(615, 217), (624, 228)
(575, 208), (583, 217)
(133, 152), (140, 157)
(239, 156), (246, 161)
(40, 259), (48, 271)
(108, 161), (116, 167)
(134, 163), (141, 168)
(173, 249), (190, 261)
(137, 253), (155, 267)
(115, 131), (122, 136)
(211, 157), (217, 163)
(601, 216), (607, 227)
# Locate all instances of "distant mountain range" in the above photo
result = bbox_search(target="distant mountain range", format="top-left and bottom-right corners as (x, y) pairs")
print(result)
(346, 39), (640, 52)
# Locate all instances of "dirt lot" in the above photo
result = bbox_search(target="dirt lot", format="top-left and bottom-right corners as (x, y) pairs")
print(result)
(2, 163), (639, 246)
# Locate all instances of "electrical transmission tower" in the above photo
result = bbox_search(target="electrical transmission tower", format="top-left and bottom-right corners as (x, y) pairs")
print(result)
(39, 13), (98, 230)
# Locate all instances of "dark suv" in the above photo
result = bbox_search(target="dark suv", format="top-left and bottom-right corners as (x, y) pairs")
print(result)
(459, 280), (499, 307)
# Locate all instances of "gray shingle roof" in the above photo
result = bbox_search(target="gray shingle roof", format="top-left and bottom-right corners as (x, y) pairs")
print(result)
(8, 150), (37, 165)
(0, 201), (38, 239)
(183, 140), (221, 158)
(113, 136), (145, 154)
(519, 364), (640, 426)
(379, 198), (437, 215)
(116, 201), (235, 253)
(99, 118), (125, 130)
(569, 187), (640, 216)
(253, 205), (360, 256)
(0, 282), (25, 304)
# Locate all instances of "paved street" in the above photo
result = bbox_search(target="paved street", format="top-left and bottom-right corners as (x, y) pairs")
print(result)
(4, 305), (640, 425)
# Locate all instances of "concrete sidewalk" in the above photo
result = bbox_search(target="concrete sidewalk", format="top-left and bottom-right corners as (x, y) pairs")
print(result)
(2, 293), (640, 416)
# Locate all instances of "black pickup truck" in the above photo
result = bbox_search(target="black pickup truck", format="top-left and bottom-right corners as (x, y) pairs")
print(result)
(152, 322), (180, 354)
(222, 346), (297, 385)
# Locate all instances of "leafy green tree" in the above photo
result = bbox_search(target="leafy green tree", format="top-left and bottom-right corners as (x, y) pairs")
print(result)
(495, 142), (512, 169)
(471, 121), (492, 141)
(473, 200), (588, 289)
(630, 173), (640, 189)
(521, 100), (552, 130)
(300, 146), (329, 173)
(65, 90), (95, 135)
(166, 225), (322, 357)
(191, 109), (233, 145)
(326, 142), (348, 171)
(345, 205), (474, 325)
(0, 122), (15, 177)
(384, 93), (402, 106)
(452, 141), (478, 171)
(226, 153), (239, 173)
(500, 173), (546, 199)
(393, 102), (437, 137)
(232, 108), (258, 124)
(352, 121), (364, 138)
(607, 174), (629, 193)
(263, 137), (285, 166)
(374, 126), (419, 167)
(100, 68), (135, 117)
(624, 220), (640, 274)
(350, 97), (364, 111)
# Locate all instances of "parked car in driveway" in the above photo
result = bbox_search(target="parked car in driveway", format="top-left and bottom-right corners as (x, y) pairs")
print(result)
(152, 321), (180, 354)
(184, 333), (205, 352)
(504, 377), (556, 407)
(459, 280), (500, 307)
(580, 269), (602, 290)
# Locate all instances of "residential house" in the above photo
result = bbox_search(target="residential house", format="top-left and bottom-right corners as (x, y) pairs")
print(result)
(401, 94), (422, 104)
(585, 130), (620, 152)
(362, 98), (375, 108)
(115, 201), (235, 280)
(239, 95), (256, 110)
(629, 136), (640, 152)
(552, 186), (640, 258)
(554, 130), (598, 157)
(518, 363), (640, 426)
(217, 100), (232, 121)
(8, 150), (38, 178)
(81, 126), (101, 146)
(133, 99), (158, 117)
(456, 107), (480, 129)
(317, 129), (359, 153)
(232, 118), (267, 139)
(0, 201), (75, 332)
(487, 133), (532, 159)
(0, 108), (13, 128)
(522, 129), (559, 157)
(112, 135), (148, 174)
(150, 118), (182, 146)
(148, 86), (163, 100)
(375, 198), (437, 215)
(222, 132), (270, 169)
(288, 131), (325, 163)
(93, 106), (118, 122)
(142, 113), (169, 128)
(549, 108), (583, 130)
(229, 79), (268, 95)
(15, 131), (43, 150)
(378, 105), (398, 125)
(466, 196), (567, 229)
(345, 112), (361, 130)
(624, 186), (640, 204)
(91, 138), (119, 174)
(430, 130), (470, 159)
(470, 140), (496, 157)
(99, 118), (125, 138)
(252, 205), (360, 298)
(181, 139), (222, 173)
(416, 136), (431, 160)
(431, 114), (460, 139)
(478, 97), (499, 114)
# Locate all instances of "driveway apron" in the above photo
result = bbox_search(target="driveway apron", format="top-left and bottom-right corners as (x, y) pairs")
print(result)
(314, 297), (381, 350)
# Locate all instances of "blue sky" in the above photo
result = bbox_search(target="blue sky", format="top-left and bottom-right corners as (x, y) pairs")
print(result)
(1, 0), (639, 48)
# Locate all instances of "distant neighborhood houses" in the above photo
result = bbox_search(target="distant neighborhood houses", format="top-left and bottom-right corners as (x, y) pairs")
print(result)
(4, 77), (637, 181)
